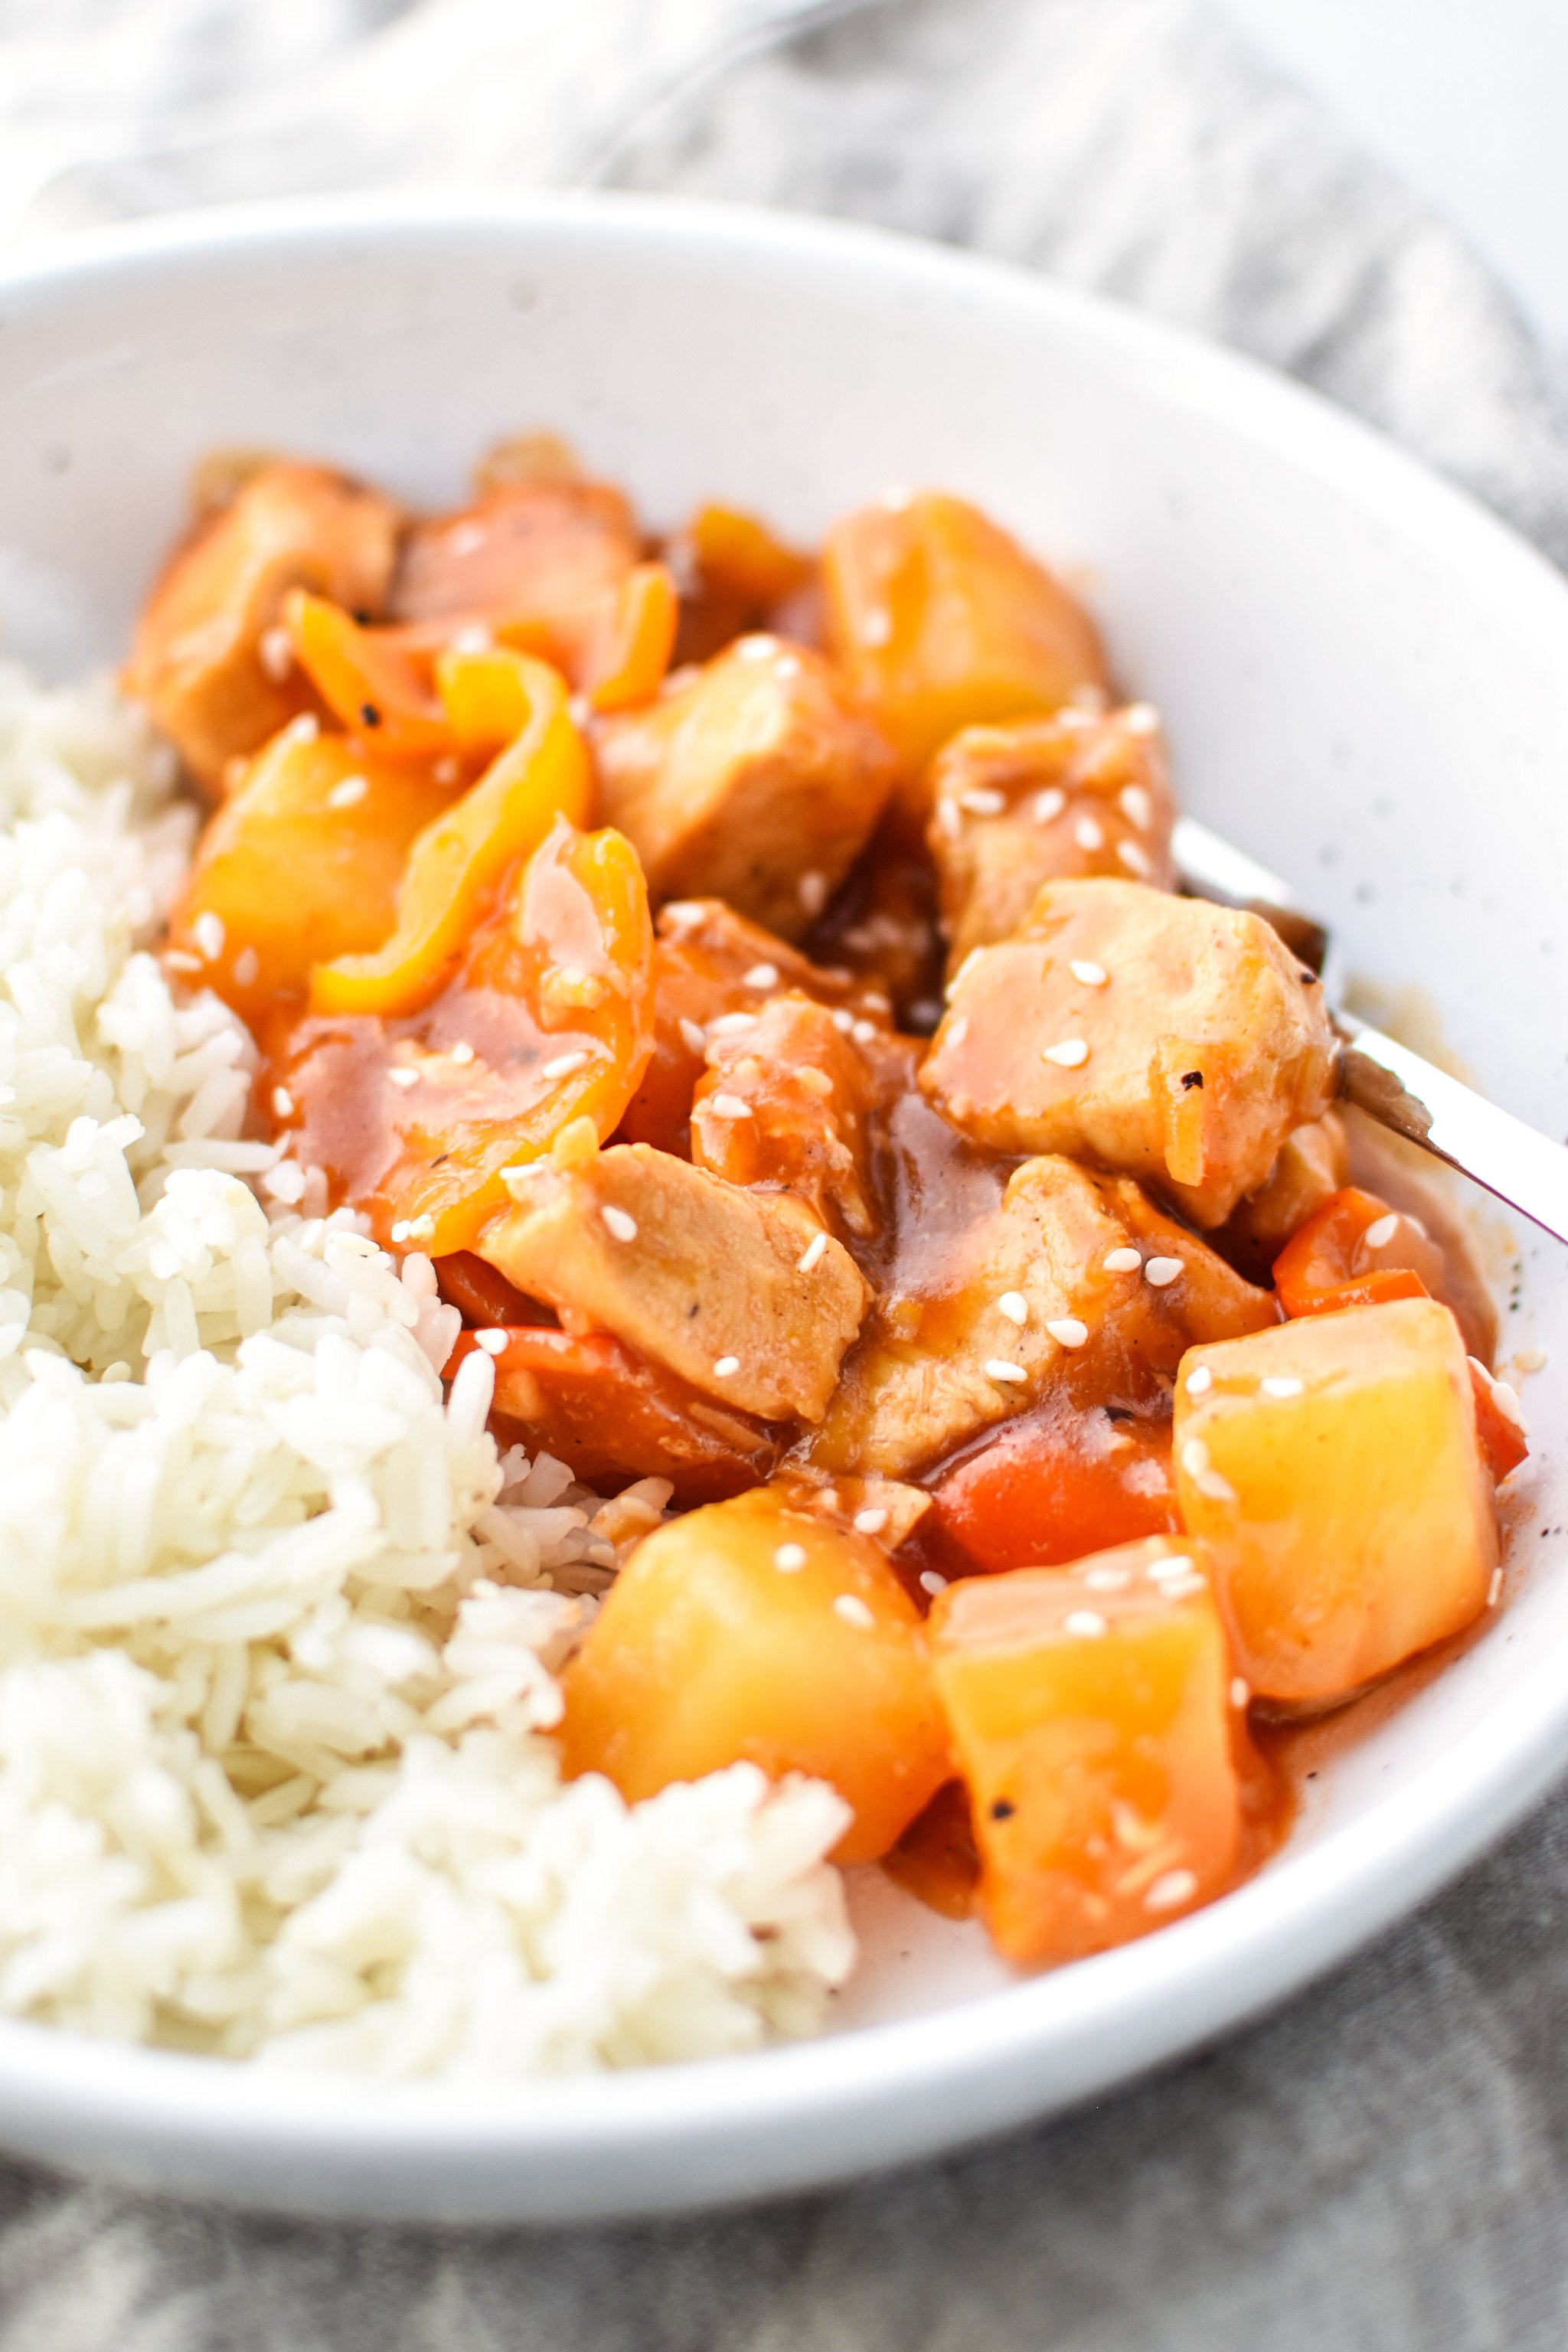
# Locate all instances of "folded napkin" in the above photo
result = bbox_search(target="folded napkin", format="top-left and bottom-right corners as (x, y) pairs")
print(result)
(2, 5), (1566, 2345)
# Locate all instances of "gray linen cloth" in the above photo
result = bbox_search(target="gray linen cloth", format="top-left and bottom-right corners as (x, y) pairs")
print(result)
(4, 3), (1568, 2343)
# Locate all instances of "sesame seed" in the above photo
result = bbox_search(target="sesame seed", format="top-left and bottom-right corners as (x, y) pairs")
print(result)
(327, 774), (369, 810)
(798, 870), (828, 915)
(860, 610), (893, 648)
(830, 1008), (856, 1034)
(1064, 1609), (1106, 1638)
(1123, 703), (1160, 736)
(708, 1011), (758, 1038)
(959, 787), (1007, 817)
(1145, 1867), (1197, 1912)
(1148, 1553), (1197, 1579)
(288, 713), (320, 744)
(1181, 1439), (1210, 1478)
(192, 911), (225, 962)
(919, 1569), (949, 1596)
(1261, 1374), (1304, 1399)
(1070, 959), (1108, 987)
(271, 1086), (295, 1119)
(1117, 841), (1153, 877)
(408, 1215), (435, 1241)
(998, 1291), (1029, 1326)
(390, 1221), (410, 1243)
(449, 1040), (475, 1065)
(475, 1329), (508, 1357)
(1491, 1380), (1527, 1429)
(449, 622), (493, 655)
(543, 1050), (589, 1081)
(602, 1205), (638, 1243)
(433, 757), (460, 786)
(1488, 1567), (1503, 1607)
(1143, 1256), (1183, 1288)
(1033, 787), (1067, 825)
(1102, 1247), (1142, 1273)
(712, 1355), (740, 1377)
(1197, 1468), (1237, 1503)
(1073, 815), (1104, 852)
(387, 1065), (420, 1089)
(1084, 1564), (1132, 1591)
(679, 1018), (708, 1055)
(985, 1359), (1028, 1385)
(834, 1593), (876, 1630)
(1231, 1677), (1250, 1707)
(852, 1018), (878, 1045)
(1185, 1364), (1214, 1394)
(232, 946), (260, 988)
(854, 1507), (890, 1536)
(1364, 1212), (1399, 1249)
(736, 634), (776, 661)
(446, 521), (485, 556)
(936, 799), (964, 840)
(706, 1093), (753, 1119)
(1046, 1317), (1089, 1349)
(946, 1015), (970, 1049)
(259, 625), (293, 681)
(775, 1543), (808, 1572)
(797, 1232), (828, 1274)
(775, 653), (802, 681)
(163, 950), (202, 974)
(1157, 1573), (1207, 1599)
(744, 962), (779, 990)
(1119, 783), (1152, 829)
(815, 1488), (841, 1513)
(1043, 1038), (1089, 1068)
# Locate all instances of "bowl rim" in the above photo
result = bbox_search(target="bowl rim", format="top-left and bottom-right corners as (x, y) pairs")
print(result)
(2, 185), (1568, 2220)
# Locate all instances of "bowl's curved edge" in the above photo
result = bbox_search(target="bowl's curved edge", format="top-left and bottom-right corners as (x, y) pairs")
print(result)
(0, 189), (1566, 2223)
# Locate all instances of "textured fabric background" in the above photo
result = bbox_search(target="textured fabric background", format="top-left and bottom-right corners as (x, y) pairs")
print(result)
(4, 3), (1568, 2342)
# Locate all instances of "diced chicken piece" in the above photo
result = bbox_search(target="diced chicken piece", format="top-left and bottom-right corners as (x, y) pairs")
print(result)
(560, 1486), (950, 1861)
(691, 992), (884, 1239)
(1174, 1298), (1498, 1702)
(810, 1155), (1275, 1480)
(1215, 1111), (1348, 1284)
(591, 636), (898, 940)
(479, 1141), (869, 1423)
(928, 1537), (1246, 1962)
(126, 462), (401, 792)
(821, 492), (1110, 815)
(616, 897), (890, 1157)
(928, 706), (1176, 969)
(923, 878), (1338, 1228)
(389, 475), (637, 633)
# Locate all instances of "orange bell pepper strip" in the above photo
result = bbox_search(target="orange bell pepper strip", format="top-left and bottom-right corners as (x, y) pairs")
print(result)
(309, 652), (591, 1018)
(583, 562), (680, 711)
(688, 505), (812, 606)
(283, 590), (451, 758)
(1272, 1186), (1430, 1318)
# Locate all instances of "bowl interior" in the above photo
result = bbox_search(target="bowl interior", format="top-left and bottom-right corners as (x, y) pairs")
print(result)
(0, 194), (1566, 2218)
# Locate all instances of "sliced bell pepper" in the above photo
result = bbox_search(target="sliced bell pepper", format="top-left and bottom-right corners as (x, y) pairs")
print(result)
(309, 652), (591, 1018)
(1272, 1186), (1430, 1318)
(584, 561), (680, 711)
(1468, 1357), (1529, 1481)
(283, 589), (451, 758)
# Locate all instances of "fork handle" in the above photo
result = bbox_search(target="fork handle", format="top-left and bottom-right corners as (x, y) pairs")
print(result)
(1338, 1024), (1568, 1247)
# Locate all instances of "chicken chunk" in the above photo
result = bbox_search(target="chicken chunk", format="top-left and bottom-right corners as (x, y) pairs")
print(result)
(479, 1141), (870, 1423)
(810, 1154), (1275, 1479)
(690, 992), (886, 1239)
(923, 878), (1338, 1227)
(591, 635), (898, 940)
(929, 705), (1176, 969)
(389, 474), (637, 632)
(126, 462), (401, 793)
(616, 898), (891, 1157)
(821, 491), (1110, 814)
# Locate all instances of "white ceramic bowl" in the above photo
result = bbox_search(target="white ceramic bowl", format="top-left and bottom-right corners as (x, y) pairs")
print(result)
(2, 191), (1566, 2225)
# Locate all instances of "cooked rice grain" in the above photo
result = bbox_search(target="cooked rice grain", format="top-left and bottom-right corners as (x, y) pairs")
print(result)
(0, 669), (854, 2069)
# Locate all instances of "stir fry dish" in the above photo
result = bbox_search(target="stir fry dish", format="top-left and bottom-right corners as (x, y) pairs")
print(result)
(128, 439), (1528, 1972)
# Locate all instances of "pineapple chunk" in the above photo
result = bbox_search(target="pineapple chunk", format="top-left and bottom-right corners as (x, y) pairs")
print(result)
(1173, 1298), (1498, 1703)
(560, 1487), (951, 1860)
(922, 877), (1338, 1227)
(928, 1537), (1243, 1963)
(591, 636), (897, 940)
(822, 492), (1109, 811)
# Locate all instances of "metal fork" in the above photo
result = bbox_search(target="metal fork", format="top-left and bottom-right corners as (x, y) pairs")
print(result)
(1173, 816), (1568, 1249)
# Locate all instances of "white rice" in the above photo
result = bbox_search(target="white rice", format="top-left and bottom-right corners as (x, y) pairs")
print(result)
(0, 665), (855, 2072)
